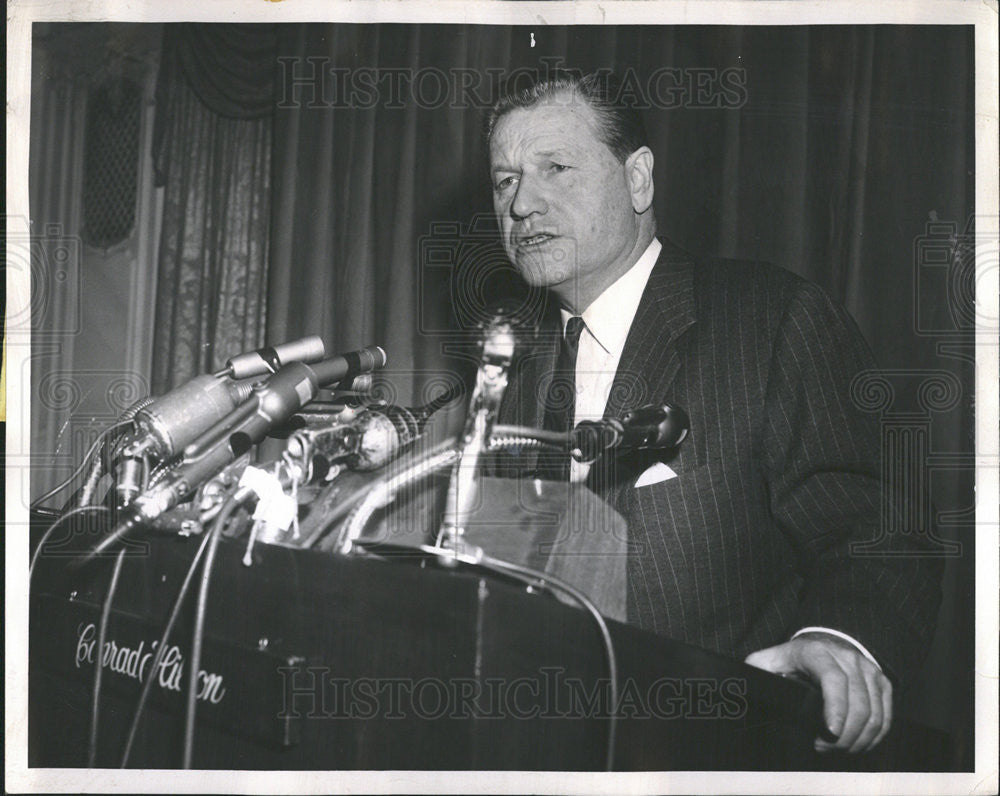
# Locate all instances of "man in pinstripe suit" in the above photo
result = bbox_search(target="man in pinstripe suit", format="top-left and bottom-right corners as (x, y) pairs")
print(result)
(487, 71), (942, 754)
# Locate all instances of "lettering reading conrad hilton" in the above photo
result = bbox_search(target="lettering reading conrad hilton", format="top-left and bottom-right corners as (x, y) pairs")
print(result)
(74, 623), (227, 705)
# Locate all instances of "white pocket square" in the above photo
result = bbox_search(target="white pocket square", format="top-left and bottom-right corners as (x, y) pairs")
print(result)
(634, 462), (678, 488)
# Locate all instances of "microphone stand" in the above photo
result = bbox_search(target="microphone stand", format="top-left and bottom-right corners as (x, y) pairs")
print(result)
(436, 315), (515, 555)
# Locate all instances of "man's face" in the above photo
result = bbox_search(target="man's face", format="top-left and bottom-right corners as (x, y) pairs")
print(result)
(489, 93), (645, 311)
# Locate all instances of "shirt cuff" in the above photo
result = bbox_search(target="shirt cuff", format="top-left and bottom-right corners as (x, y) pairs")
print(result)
(791, 626), (883, 672)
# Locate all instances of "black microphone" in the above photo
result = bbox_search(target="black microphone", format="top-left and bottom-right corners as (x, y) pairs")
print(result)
(309, 345), (386, 386)
(570, 404), (689, 463)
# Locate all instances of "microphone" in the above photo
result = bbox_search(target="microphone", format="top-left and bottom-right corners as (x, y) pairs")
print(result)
(113, 375), (257, 506)
(570, 404), (689, 463)
(303, 383), (463, 472)
(308, 345), (386, 386)
(126, 336), (339, 462)
(438, 310), (515, 549)
(153, 347), (388, 509)
(129, 376), (257, 461)
(223, 335), (326, 379)
(78, 348), (388, 562)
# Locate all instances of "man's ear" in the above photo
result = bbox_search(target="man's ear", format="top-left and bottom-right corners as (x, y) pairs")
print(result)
(625, 146), (655, 214)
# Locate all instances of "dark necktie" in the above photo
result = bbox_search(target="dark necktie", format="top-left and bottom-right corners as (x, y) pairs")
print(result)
(540, 316), (586, 480)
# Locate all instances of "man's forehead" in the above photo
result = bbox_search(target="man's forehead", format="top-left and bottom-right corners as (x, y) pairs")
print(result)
(489, 96), (606, 162)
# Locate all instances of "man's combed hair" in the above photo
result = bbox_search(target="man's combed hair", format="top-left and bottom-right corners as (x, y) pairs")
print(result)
(485, 69), (649, 163)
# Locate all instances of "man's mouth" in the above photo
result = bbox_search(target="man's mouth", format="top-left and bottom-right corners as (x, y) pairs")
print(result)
(516, 232), (557, 248)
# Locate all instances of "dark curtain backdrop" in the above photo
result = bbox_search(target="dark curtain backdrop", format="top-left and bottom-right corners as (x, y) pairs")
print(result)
(268, 24), (525, 408)
(267, 24), (973, 392)
(152, 24), (974, 763)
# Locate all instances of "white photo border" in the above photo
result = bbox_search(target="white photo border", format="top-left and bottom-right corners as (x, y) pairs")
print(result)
(5, 2), (998, 794)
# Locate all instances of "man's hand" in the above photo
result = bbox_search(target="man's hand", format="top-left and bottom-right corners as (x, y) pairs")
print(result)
(744, 632), (892, 753)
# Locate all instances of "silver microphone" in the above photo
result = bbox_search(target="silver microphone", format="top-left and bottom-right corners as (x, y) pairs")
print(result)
(224, 335), (326, 379)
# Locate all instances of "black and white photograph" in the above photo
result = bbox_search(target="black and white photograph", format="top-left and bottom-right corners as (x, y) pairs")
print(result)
(5, 1), (998, 793)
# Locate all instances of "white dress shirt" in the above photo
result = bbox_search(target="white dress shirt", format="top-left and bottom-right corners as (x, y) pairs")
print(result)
(560, 238), (662, 484)
(556, 236), (881, 670)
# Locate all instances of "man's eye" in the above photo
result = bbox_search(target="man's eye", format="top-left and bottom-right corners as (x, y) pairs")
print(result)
(550, 163), (570, 173)
(495, 176), (516, 191)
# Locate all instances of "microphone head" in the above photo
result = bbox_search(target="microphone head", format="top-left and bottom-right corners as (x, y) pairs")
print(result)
(226, 335), (327, 379)
(369, 346), (388, 370)
(622, 403), (690, 449)
(348, 410), (402, 471)
(479, 301), (541, 358)
(310, 345), (388, 387)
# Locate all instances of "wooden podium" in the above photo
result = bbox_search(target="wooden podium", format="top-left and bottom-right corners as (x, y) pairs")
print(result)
(28, 502), (947, 771)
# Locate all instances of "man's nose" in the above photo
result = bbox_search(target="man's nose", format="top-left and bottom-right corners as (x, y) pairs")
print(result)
(510, 175), (548, 220)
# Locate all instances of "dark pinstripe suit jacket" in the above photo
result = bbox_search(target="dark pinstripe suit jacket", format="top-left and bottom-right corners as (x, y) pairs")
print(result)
(496, 239), (942, 686)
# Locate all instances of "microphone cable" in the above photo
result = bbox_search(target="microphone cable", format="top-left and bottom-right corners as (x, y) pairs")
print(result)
(303, 436), (460, 550)
(119, 525), (216, 767)
(355, 539), (621, 771)
(87, 547), (127, 767)
(482, 555), (619, 771)
(69, 397), (156, 510)
(336, 430), (620, 767)
(30, 420), (134, 511)
(181, 488), (253, 769)
(299, 485), (371, 549)
(29, 504), (110, 580)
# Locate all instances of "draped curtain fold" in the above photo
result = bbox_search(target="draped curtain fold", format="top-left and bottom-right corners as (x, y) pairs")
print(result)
(269, 24), (522, 408)
(28, 47), (87, 497)
(150, 24), (276, 393)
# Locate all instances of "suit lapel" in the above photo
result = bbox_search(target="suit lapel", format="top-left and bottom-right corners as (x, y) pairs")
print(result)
(587, 240), (698, 494)
(603, 239), (697, 421)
